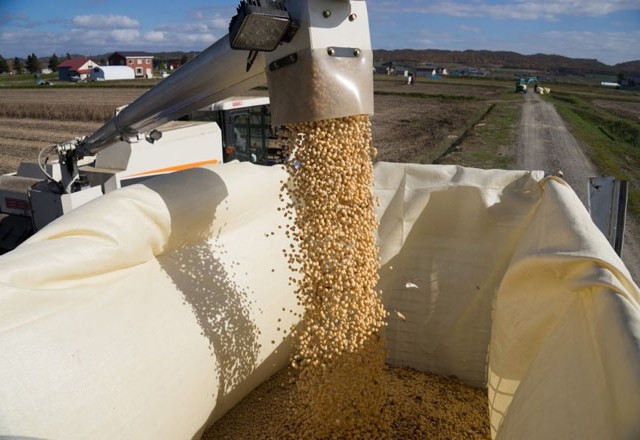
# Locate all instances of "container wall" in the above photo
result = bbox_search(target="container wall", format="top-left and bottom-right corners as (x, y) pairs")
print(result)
(0, 162), (638, 439)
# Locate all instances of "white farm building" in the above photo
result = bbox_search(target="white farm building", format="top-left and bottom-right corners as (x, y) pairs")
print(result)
(89, 66), (135, 81)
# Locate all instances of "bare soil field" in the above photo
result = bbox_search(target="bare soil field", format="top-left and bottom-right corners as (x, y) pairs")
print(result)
(374, 76), (510, 99)
(0, 118), (102, 174)
(0, 88), (148, 174)
(0, 88), (145, 108)
(371, 94), (488, 163)
(371, 77), (521, 169)
(592, 99), (640, 121)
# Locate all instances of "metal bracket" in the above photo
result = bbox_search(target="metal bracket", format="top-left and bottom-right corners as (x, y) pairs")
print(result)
(326, 46), (361, 57)
(588, 176), (628, 256)
(269, 53), (298, 71)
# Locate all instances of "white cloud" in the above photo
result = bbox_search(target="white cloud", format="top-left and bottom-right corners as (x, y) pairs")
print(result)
(64, 13), (215, 52)
(73, 15), (139, 29)
(144, 31), (165, 42)
(373, 0), (640, 20)
(1, 4), (239, 56)
(210, 17), (229, 32)
(541, 0), (640, 16)
(460, 25), (481, 32)
(417, 38), (436, 46)
(109, 29), (141, 42)
(148, 14), (230, 49)
(156, 22), (213, 34)
(173, 33), (217, 45)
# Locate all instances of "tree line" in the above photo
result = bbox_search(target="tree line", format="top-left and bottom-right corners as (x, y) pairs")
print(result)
(0, 53), (77, 75)
(0, 52), (193, 75)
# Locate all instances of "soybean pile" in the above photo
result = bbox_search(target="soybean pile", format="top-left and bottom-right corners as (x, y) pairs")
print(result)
(205, 365), (490, 439)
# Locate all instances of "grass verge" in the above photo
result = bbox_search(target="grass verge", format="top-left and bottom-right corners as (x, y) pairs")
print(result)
(549, 91), (640, 220)
(435, 98), (521, 169)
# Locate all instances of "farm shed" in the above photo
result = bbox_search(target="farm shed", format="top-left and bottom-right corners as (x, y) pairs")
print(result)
(89, 66), (135, 81)
(58, 58), (97, 81)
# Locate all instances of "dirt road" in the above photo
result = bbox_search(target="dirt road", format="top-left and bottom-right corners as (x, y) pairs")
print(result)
(516, 92), (639, 282)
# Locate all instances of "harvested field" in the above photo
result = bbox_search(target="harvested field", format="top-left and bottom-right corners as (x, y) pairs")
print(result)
(1, 89), (145, 122)
(371, 94), (489, 163)
(0, 89), (145, 122)
(374, 76), (510, 99)
(0, 89), (149, 173)
(0, 118), (102, 174)
(592, 99), (640, 121)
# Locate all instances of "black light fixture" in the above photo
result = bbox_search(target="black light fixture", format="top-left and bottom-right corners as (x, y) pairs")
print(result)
(145, 129), (163, 144)
(229, 1), (292, 52)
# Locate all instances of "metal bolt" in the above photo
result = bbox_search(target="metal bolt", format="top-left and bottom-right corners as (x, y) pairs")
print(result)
(349, 13), (357, 21)
(327, 47), (336, 56)
(353, 49), (361, 57)
(323, 10), (332, 18)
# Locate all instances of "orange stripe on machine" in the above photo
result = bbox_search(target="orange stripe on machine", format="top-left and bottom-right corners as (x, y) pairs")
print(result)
(125, 159), (219, 178)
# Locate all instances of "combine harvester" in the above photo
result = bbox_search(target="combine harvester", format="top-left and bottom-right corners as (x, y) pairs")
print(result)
(0, 93), (281, 253)
(0, 1), (639, 439)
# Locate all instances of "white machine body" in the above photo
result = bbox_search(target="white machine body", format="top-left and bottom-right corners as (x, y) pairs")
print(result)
(0, 96), (278, 251)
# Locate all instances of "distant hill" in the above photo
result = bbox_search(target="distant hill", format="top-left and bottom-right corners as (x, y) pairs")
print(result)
(614, 60), (640, 75)
(373, 49), (640, 77)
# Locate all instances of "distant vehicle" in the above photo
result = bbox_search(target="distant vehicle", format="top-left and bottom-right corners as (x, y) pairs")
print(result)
(89, 66), (135, 81)
(34, 74), (52, 86)
(515, 76), (540, 93)
(69, 75), (80, 82)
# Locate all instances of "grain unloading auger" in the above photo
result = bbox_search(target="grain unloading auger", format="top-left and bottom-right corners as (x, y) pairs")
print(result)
(0, 0), (373, 253)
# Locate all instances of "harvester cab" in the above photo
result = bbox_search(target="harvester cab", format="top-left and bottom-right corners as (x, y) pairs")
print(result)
(182, 96), (284, 166)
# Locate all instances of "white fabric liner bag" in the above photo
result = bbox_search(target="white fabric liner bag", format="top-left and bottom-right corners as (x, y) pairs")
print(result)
(0, 161), (638, 439)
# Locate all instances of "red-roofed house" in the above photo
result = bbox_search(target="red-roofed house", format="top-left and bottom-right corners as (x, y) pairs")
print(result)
(108, 52), (154, 78)
(58, 58), (98, 81)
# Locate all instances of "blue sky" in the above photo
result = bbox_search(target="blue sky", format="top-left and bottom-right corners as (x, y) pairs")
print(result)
(1, 0), (639, 65)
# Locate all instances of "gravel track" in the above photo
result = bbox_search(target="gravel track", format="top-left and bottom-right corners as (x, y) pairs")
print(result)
(516, 92), (639, 282)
